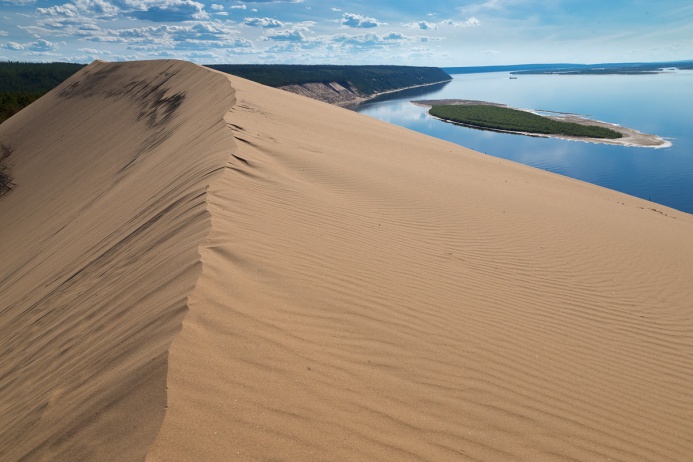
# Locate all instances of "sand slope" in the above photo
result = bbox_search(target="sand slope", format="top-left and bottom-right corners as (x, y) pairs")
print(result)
(2, 61), (693, 461)
(0, 60), (236, 460)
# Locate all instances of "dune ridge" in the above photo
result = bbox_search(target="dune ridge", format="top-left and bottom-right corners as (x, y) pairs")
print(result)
(1, 60), (693, 461)
(0, 60), (237, 460)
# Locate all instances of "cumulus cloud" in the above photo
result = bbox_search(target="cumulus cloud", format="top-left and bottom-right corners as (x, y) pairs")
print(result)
(404, 20), (437, 30)
(37, 4), (81, 17)
(74, 0), (120, 16)
(78, 47), (110, 54)
(210, 3), (223, 10)
(80, 20), (251, 54)
(244, 17), (283, 28)
(341, 13), (382, 29)
(37, 0), (118, 19)
(29, 39), (59, 51)
(265, 29), (305, 42)
(34, 0), (212, 28)
(127, 0), (208, 22)
(332, 32), (408, 49)
(441, 17), (481, 27)
(382, 32), (405, 41)
(173, 37), (252, 50)
(2, 42), (24, 50)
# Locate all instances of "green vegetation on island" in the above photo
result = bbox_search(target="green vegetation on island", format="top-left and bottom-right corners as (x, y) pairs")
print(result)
(429, 104), (623, 139)
(0, 62), (86, 124)
(207, 64), (451, 95)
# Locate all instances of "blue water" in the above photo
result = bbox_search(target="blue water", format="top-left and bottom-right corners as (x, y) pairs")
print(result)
(356, 71), (693, 214)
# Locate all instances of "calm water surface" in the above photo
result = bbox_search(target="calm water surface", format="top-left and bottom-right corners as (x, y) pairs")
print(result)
(356, 71), (693, 214)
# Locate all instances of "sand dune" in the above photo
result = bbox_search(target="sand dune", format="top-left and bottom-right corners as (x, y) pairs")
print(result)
(1, 60), (693, 461)
(0, 60), (237, 460)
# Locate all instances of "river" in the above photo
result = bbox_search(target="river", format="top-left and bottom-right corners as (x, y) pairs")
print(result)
(356, 70), (693, 214)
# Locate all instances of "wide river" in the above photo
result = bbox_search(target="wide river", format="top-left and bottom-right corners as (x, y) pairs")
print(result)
(356, 70), (693, 214)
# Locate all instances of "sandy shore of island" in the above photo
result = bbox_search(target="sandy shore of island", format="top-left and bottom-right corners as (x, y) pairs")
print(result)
(413, 99), (672, 148)
(1, 60), (692, 461)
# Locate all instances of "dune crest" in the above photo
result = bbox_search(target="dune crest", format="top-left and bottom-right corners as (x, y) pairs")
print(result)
(2, 60), (693, 461)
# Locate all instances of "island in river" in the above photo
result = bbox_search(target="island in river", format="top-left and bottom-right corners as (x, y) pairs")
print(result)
(413, 99), (671, 148)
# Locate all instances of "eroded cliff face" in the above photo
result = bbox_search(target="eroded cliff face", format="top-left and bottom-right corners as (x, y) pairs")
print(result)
(278, 81), (364, 106)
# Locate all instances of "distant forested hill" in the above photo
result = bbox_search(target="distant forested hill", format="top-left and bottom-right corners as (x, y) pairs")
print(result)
(511, 60), (693, 75)
(446, 60), (693, 75)
(0, 62), (85, 123)
(444, 64), (580, 74)
(1, 62), (451, 122)
(207, 64), (452, 96)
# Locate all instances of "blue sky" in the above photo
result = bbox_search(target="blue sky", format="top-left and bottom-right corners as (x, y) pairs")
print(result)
(1, 0), (692, 65)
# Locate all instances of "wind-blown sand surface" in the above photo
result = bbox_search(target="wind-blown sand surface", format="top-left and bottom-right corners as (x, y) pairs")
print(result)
(1, 60), (693, 461)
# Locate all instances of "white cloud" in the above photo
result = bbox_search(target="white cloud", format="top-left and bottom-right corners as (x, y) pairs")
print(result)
(244, 17), (283, 28)
(404, 21), (437, 30)
(441, 17), (481, 27)
(174, 37), (252, 50)
(78, 46), (110, 54)
(37, 0), (119, 18)
(210, 3), (223, 10)
(120, 0), (209, 22)
(332, 32), (409, 50)
(29, 39), (59, 51)
(2, 41), (24, 50)
(74, 0), (120, 16)
(341, 13), (383, 29)
(265, 29), (305, 42)
(465, 17), (481, 26)
(76, 20), (250, 55)
(37, 4), (80, 17)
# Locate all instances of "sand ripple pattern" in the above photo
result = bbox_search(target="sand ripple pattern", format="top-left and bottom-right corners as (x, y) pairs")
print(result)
(149, 77), (693, 461)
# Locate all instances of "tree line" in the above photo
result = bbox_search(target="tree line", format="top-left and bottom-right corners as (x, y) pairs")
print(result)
(207, 64), (452, 95)
(0, 62), (85, 124)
